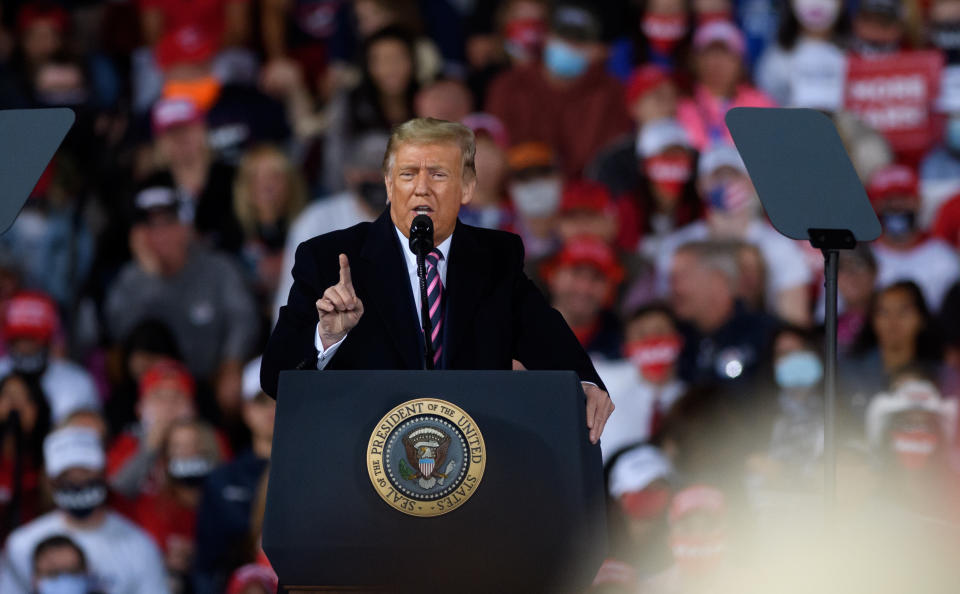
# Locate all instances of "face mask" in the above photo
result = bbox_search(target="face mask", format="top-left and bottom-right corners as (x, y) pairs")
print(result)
(35, 574), (90, 594)
(792, 0), (840, 33)
(11, 349), (48, 376)
(706, 179), (753, 215)
(642, 14), (688, 54)
(891, 429), (938, 469)
(670, 533), (726, 575)
(357, 181), (388, 212)
(930, 22), (960, 64)
(850, 37), (898, 56)
(624, 335), (682, 383)
(880, 210), (916, 239)
(645, 154), (692, 202)
(53, 480), (107, 520)
(946, 116), (960, 152)
(543, 39), (589, 79)
(510, 177), (562, 217)
(168, 456), (214, 486)
(775, 350), (823, 389)
(504, 18), (547, 62)
(620, 487), (671, 520)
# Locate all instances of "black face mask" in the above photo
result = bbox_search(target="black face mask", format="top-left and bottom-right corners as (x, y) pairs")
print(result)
(357, 182), (388, 212)
(53, 480), (108, 520)
(168, 457), (214, 488)
(930, 21), (960, 64)
(256, 220), (287, 250)
(881, 210), (916, 239)
(10, 350), (48, 378)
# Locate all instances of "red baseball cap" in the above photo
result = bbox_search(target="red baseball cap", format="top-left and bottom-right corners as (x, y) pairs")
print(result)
(625, 65), (672, 107)
(155, 24), (218, 71)
(546, 236), (624, 283)
(461, 113), (510, 150)
(560, 180), (614, 215)
(3, 291), (58, 343)
(151, 98), (205, 136)
(139, 359), (196, 401)
(866, 164), (918, 205)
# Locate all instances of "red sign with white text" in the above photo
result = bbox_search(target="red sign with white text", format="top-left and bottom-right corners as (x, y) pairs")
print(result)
(844, 51), (944, 156)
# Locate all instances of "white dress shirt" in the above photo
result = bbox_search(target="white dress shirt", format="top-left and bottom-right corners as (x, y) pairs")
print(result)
(314, 226), (452, 368)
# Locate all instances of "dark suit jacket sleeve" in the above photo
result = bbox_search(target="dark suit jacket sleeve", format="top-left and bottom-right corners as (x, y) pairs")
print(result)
(261, 241), (327, 397)
(508, 235), (606, 391)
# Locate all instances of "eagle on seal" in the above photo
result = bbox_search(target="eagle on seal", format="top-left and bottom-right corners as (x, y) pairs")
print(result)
(402, 427), (451, 487)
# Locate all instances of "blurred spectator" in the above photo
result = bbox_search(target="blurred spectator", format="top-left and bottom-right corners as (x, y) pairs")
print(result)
(595, 304), (685, 461)
(922, 92), (960, 228)
(139, 0), (250, 48)
(866, 378), (960, 518)
(763, 325), (825, 490)
(505, 142), (564, 261)
(0, 4), (68, 108)
(755, 0), (848, 110)
(938, 282), (960, 395)
(850, 0), (905, 55)
(233, 144), (308, 309)
(414, 78), (473, 122)
(631, 119), (702, 257)
(106, 360), (197, 498)
(677, 21), (776, 150)
(844, 281), (944, 419)
(633, 0), (693, 72)
(0, 427), (168, 593)
(867, 164), (960, 311)
(30, 534), (100, 594)
(486, 2), (632, 179)
(274, 133), (386, 317)
(543, 236), (625, 360)
(0, 151), (94, 309)
(557, 180), (620, 246)
(133, 419), (223, 590)
(605, 445), (674, 578)
(0, 373), (51, 543)
(144, 100), (244, 254)
(669, 241), (778, 390)
(105, 320), (183, 437)
(836, 245), (879, 353)
(641, 485), (737, 593)
(0, 292), (100, 425)
(323, 26), (418, 193)
(458, 113), (512, 230)
(656, 145), (812, 325)
(498, 0), (550, 67)
(587, 66), (681, 197)
(193, 357), (274, 594)
(225, 563), (278, 594)
(931, 189), (960, 248)
(104, 187), (258, 413)
(260, 0), (343, 79)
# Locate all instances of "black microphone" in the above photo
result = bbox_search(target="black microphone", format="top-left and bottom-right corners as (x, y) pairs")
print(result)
(409, 214), (436, 370)
(409, 214), (434, 256)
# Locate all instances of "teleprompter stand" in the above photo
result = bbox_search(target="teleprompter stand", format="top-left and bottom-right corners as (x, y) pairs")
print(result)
(262, 370), (607, 593)
(726, 107), (881, 516)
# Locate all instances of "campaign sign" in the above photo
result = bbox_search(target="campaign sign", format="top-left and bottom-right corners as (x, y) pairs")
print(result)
(844, 50), (944, 155)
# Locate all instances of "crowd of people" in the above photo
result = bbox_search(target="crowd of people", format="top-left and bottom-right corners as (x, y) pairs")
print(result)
(1, 0), (960, 591)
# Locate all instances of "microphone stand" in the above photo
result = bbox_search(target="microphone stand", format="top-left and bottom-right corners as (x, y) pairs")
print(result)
(417, 252), (435, 370)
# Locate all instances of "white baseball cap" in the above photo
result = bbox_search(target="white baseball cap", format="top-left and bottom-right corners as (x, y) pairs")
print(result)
(608, 445), (673, 498)
(44, 426), (104, 478)
(636, 119), (692, 158)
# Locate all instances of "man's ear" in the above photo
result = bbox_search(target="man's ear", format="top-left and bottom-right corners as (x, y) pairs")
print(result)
(460, 175), (477, 206)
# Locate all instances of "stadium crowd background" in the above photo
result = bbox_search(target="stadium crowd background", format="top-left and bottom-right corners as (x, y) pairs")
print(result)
(1, 0), (960, 591)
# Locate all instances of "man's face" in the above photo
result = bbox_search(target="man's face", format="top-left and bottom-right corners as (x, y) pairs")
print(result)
(386, 142), (475, 244)
(157, 122), (208, 166)
(140, 382), (195, 424)
(548, 264), (611, 324)
(243, 393), (276, 441)
(633, 82), (678, 124)
(34, 544), (84, 579)
(142, 210), (190, 272)
(670, 251), (717, 321)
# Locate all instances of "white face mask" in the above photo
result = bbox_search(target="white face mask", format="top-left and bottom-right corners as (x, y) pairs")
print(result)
(791, 0), (840, 33)
(509, 177), (563, 217)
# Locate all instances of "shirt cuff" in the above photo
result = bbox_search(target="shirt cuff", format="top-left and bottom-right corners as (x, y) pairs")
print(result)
(315, 325), (347, 370)
(581, 381), (599, 389)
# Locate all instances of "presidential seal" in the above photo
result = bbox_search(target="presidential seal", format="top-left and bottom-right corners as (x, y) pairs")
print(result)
(366, 398), (486, 517)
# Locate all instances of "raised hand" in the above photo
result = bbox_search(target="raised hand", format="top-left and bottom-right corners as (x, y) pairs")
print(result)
(316, 254), (364, 348)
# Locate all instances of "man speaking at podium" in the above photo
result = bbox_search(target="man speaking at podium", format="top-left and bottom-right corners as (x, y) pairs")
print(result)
(261, 118), (613, 443)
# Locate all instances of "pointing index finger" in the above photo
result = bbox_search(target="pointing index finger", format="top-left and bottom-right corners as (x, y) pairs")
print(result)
(338, 253), (352, 287)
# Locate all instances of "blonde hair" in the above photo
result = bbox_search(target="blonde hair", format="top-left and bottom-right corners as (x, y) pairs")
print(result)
(383, 117), (476, 179)
(233, 145), (308, 237)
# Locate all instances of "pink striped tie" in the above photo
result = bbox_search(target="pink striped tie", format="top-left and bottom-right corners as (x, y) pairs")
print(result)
(424, 249), (444, 367)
